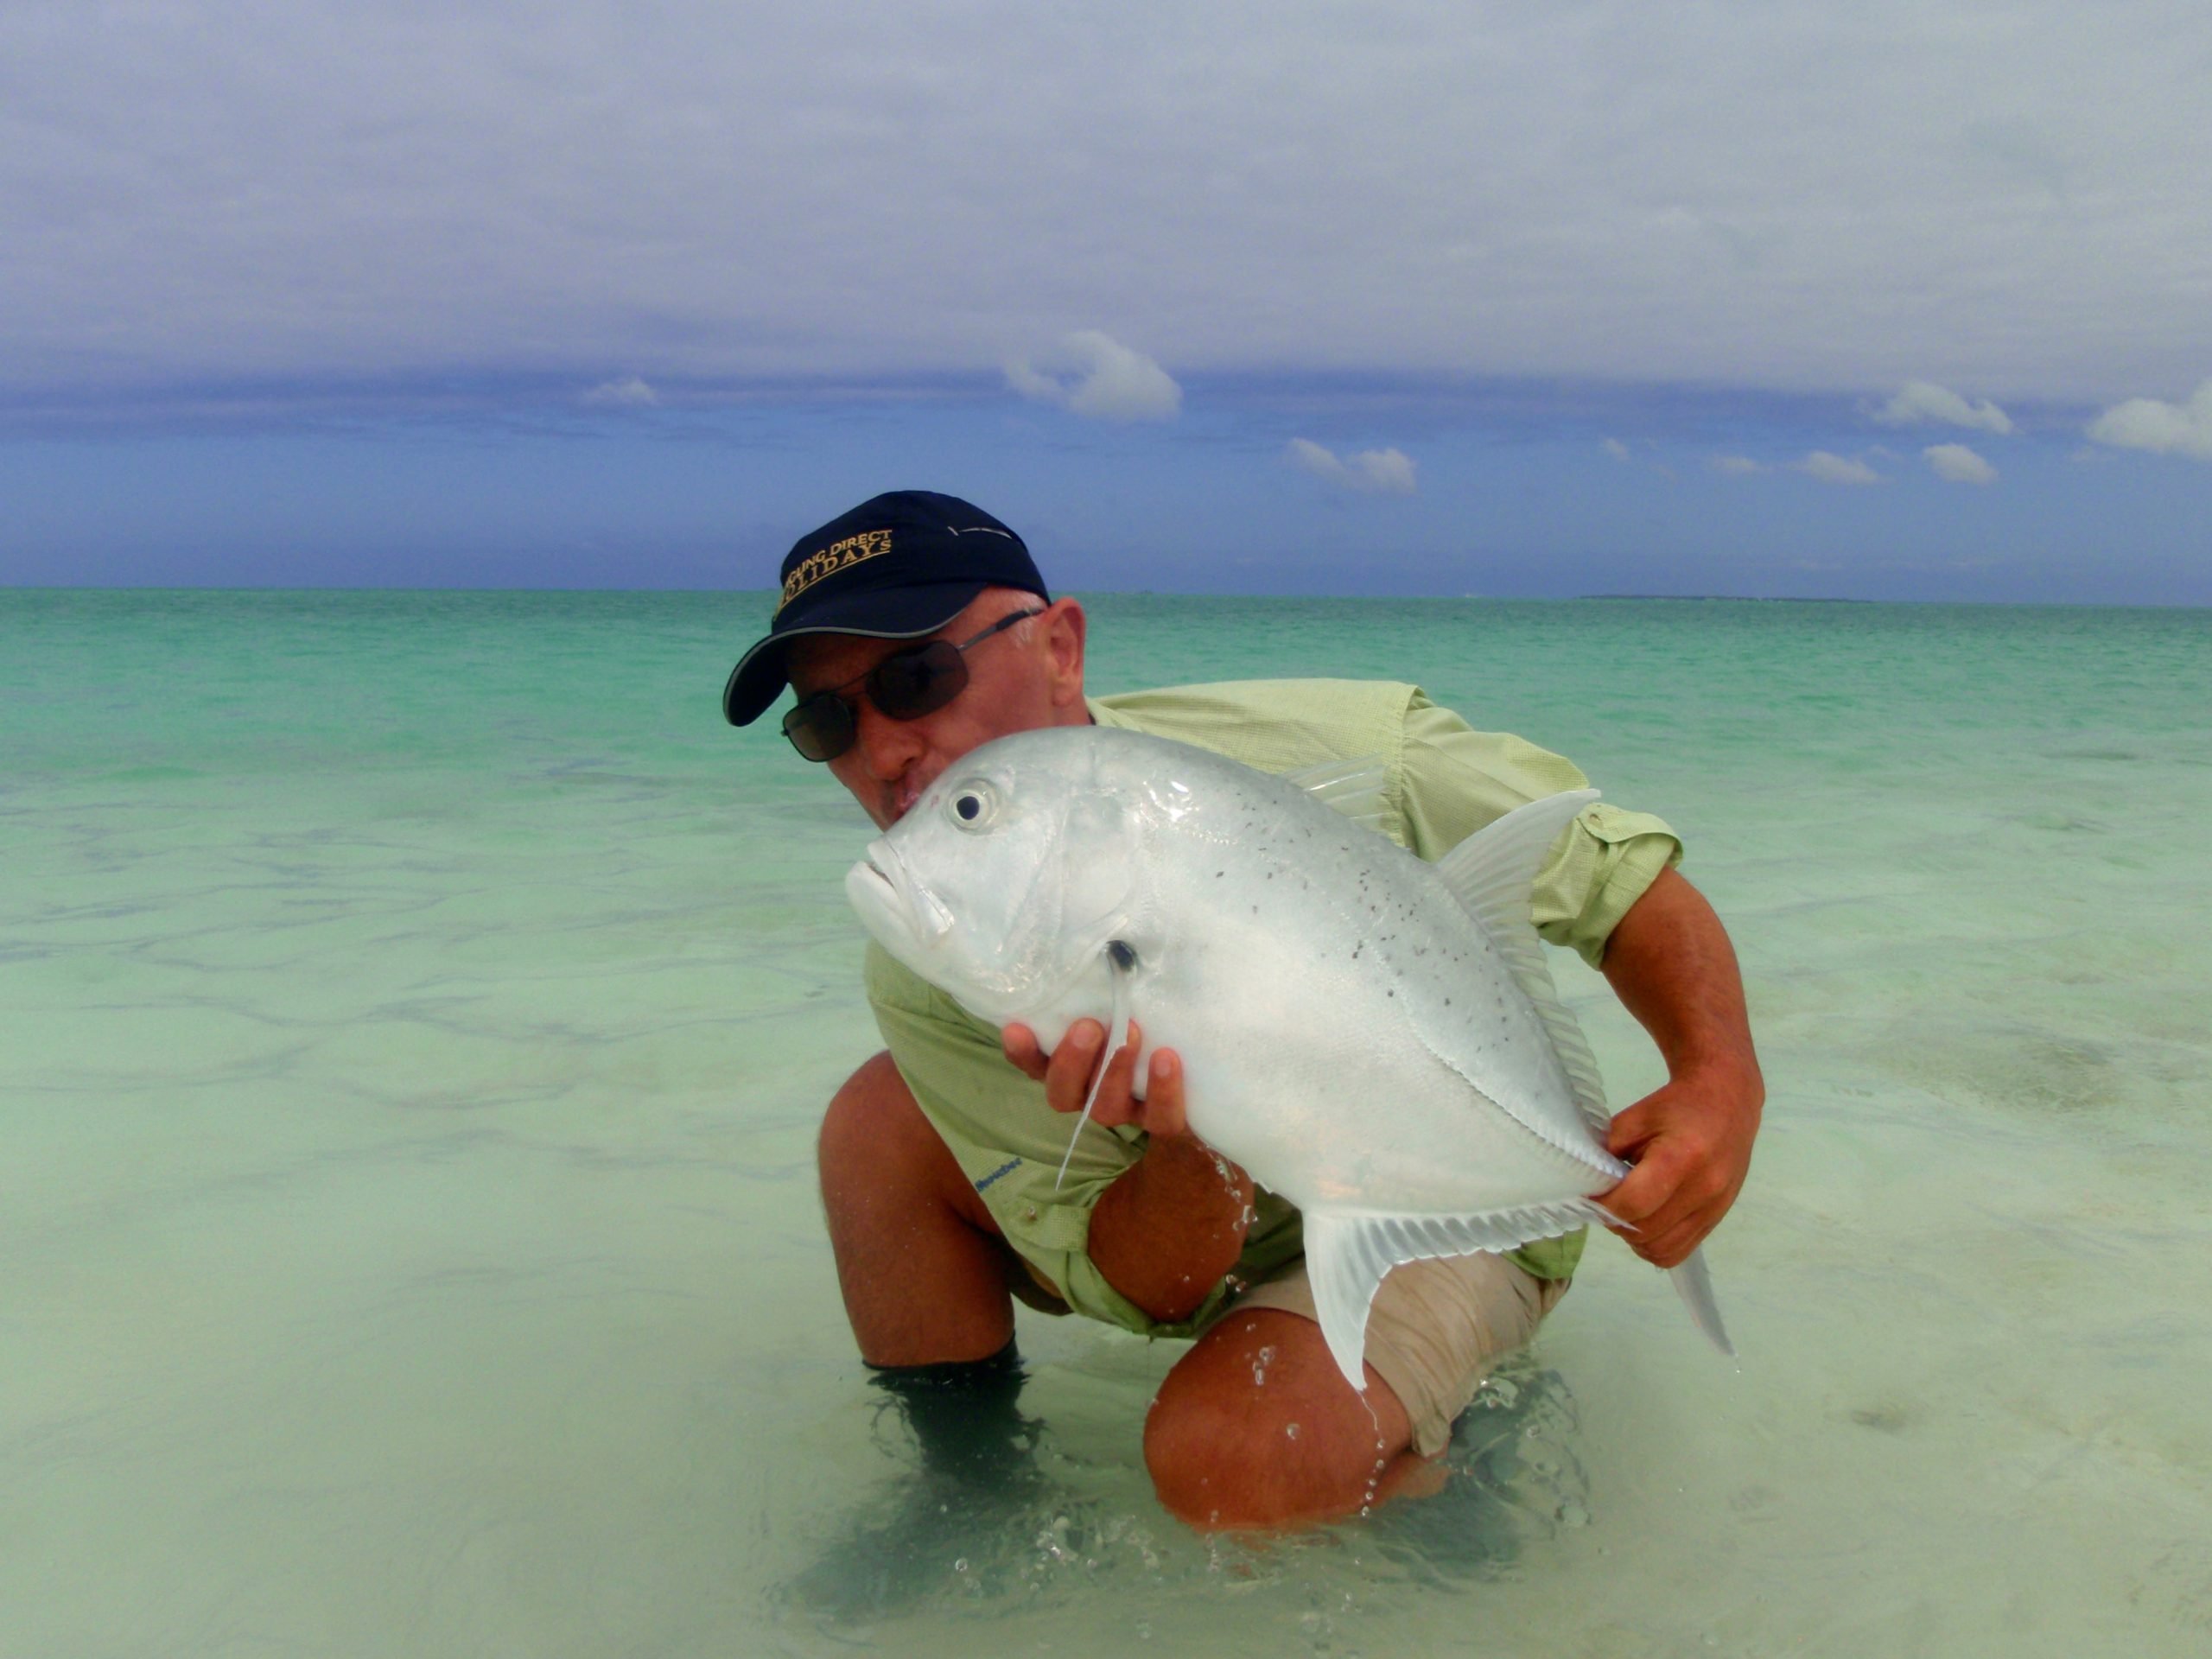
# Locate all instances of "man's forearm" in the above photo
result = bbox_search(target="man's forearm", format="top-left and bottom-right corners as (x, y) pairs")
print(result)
(1594, 864), (1764, 1265)
(1087, 1130), (1255, 1323)
(1600, 865), (1759, 1079)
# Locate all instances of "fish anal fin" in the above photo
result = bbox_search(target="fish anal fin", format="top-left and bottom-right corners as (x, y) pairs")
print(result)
(1300, 1200), (1615, 1393)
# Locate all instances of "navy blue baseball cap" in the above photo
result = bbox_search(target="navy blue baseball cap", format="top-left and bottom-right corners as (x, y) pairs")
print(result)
(722, 491), (1051, 727)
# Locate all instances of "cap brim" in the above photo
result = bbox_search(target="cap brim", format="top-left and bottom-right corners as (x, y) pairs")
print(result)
(721, 581), (989, 726)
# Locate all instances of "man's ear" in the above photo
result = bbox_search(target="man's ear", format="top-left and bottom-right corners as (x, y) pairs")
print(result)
(1043, 599), (1088, 712)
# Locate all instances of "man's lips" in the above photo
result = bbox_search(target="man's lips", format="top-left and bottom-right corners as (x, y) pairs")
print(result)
(887, 769), (940, 823)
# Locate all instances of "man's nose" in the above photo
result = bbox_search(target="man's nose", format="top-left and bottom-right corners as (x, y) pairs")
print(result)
(851, 698), (925, 778)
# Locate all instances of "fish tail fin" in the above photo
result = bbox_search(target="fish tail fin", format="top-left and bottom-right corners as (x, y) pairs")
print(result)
(1669, 1247), (1738, 1360)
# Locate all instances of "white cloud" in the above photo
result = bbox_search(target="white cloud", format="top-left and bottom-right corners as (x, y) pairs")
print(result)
(1288, 438), (1418, 494)
(1710, 454), (1765, 475)
(2087, 380), (2212, 461)
(1602, 437), (1632, 461)
(1925, 442), (1997, 484)
(583, 375), (658, 407)
(1873, 381), (2015, 435)
(1796, 451), (1882, 486)
(1005, 331), (1181, 422)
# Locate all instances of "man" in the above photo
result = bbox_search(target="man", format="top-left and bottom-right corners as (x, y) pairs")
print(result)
(725, 491), (1762, 1531)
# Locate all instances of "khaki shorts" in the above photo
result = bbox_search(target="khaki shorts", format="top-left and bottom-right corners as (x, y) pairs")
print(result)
(1229, 1254), (1571, 1457)
(1009, 1247), (1568, 1459)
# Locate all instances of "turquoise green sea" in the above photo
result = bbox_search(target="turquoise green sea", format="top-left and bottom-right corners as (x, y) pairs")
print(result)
(4, 590), (2209, 1656)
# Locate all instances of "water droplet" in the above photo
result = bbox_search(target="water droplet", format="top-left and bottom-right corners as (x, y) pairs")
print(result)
(1284, 1421), (1300, 1440)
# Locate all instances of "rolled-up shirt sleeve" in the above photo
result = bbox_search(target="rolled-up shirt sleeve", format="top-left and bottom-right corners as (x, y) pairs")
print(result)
(1395, 693), (1683, 969)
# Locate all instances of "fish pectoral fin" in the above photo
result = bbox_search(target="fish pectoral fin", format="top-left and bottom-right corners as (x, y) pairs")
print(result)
(1052, 940), (1136, 1190)
(1301, 1200), (1614, 1394)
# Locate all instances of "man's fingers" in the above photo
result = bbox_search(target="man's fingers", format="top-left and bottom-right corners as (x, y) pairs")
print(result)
(1600, 1149), (1728, 1267)
(1041, 1020), (1106, 1115)
(1143, 1048), (1186, 1139)
(1001, 1023), (1050, 1081)
(1605, 1100), (1661, 1162)
(1597, 1144), (1706, 1254)
(1618, 1202), (1722, 1269)
(1085, 1022), (1146, 1128)
(1595, 1142), (1676, 1228)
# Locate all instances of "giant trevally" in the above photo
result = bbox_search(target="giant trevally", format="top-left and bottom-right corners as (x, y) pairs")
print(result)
(844, 724), (1733, 1390)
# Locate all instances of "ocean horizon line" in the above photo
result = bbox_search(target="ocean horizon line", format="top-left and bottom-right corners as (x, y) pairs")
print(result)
(3, 583), (2207, 613)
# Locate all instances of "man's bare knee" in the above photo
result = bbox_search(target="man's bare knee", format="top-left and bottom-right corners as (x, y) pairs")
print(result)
(818, 1052), (925, 1173)
(817, 1052), (994, 1243)
(1143, 1312), (1420, 1530)
(1143, 1376), (1337, 1530)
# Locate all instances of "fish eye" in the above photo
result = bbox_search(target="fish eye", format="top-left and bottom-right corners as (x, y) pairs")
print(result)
(946, 780), (999, 831)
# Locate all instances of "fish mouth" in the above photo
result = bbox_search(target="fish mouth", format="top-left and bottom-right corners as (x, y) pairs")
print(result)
(844, 843), (908, 946)
(846, 836), (955, 947)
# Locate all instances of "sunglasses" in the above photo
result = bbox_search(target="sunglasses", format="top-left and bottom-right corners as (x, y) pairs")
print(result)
(781, 608), (1045, 762)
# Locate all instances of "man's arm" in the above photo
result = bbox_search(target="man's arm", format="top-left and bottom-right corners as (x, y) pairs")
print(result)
(1592, 865), (1764, 1268)
(1001, 1021), (1255, 1323)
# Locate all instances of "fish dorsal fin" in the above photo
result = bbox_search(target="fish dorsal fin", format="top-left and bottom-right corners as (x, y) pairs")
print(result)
(1281, 753), (1391, 834)
(1433, 789), (1612, 1140)
(1304, 1199), (1618, 1391)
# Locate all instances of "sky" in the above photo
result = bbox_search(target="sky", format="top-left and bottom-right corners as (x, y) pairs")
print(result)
(4, 0), (2210, 601)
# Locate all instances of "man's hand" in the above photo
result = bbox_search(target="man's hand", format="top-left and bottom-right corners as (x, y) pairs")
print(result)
(1596, 1053), (1763, 1268)
(1001, 1019), (1254, 1323)
(1001, 1018), (1192, 1139)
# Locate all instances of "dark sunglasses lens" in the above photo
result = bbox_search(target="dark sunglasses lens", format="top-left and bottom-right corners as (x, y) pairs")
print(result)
(870, 641), (967, 719)
(782, 694), (854, 762)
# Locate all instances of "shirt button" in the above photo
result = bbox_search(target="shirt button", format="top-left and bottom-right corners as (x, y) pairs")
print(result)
(1020, 1204), (1039, 1223)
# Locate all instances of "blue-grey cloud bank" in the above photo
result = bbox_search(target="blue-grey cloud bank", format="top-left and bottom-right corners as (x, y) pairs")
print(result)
(3, 1), (2209, 602)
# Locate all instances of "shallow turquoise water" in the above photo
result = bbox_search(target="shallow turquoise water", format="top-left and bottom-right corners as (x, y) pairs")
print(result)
(3, 591), (2208, 1656)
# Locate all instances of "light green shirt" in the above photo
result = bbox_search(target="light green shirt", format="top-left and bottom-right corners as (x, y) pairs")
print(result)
(863, 679), (1682, 1338)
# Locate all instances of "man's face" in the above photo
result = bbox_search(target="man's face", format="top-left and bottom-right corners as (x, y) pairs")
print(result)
(785, 593), (1088, 830)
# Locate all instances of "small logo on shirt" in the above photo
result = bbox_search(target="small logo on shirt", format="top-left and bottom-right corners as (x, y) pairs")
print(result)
(975, 1157), (1022, 1193)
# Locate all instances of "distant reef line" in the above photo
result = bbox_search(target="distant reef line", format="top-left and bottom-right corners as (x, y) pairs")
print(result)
(1576, 594), (1873, 603)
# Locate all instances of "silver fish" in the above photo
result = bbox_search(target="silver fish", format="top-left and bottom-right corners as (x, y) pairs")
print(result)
(846, 724), (1732, 1389)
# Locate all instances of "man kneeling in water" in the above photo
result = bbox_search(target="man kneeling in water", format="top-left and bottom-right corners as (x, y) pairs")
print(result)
(724, 491), (1762, 1530)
